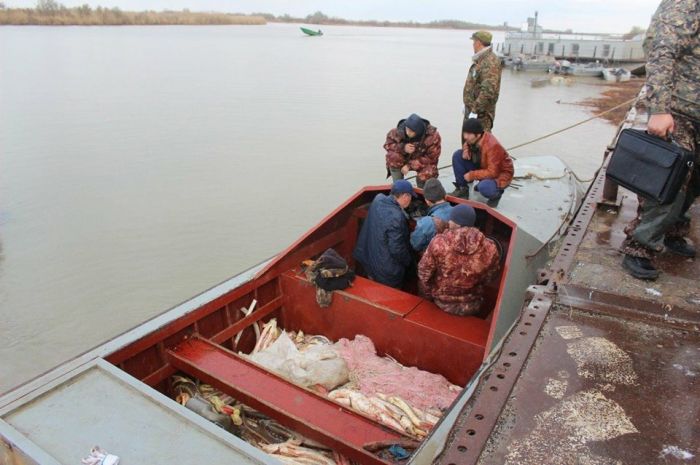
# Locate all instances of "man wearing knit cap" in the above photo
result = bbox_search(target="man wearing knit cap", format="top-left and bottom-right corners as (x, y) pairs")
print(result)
(384, 113), (442, 188)
(418, 204), (500, 316)
(450, 118), (514, 207)
(410, 178), (454, 252)
(463, 30), (502, 136)
(353, 180), (416, 288)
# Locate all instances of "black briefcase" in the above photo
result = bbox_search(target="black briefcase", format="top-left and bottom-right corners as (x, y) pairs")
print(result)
(606, 128), (694, 204)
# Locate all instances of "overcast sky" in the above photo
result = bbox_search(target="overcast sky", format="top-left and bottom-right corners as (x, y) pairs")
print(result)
(8, 0), (662, 33)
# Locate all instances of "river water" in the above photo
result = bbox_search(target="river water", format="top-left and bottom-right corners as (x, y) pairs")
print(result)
(0, 23), (618, 393)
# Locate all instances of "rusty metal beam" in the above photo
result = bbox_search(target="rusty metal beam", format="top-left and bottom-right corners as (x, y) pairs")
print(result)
(436, 288), (554, 465)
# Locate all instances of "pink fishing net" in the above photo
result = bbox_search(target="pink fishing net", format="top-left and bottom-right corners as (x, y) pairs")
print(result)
(334, 335), (460, 411)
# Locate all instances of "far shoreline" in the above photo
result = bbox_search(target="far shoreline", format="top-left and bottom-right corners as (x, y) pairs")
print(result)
(0, 6), (515, 31)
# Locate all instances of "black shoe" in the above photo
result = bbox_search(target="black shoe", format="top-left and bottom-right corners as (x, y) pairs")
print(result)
(622, 255), (659, 280)
(664, 237), (696, 258)
(486, 194), (502, 208)
(449, 182), (470, 199)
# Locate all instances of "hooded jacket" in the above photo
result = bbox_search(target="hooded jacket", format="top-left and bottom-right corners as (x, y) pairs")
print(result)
(384, 117), (442, 181)
(463, 132), (514, 189)
(353, 193), (412, 288)
(418, 226), (500, 315)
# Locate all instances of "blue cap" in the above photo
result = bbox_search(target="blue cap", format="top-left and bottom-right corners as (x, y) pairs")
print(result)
(449, 204), (476, 227)
(390, 180), (417, 197)
(404, 113), (426, 138)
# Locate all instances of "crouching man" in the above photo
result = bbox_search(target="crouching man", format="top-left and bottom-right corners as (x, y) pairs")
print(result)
(450, 118), (514, 207)
(384, 113), (442, 188)
(418, 205), (500, 316)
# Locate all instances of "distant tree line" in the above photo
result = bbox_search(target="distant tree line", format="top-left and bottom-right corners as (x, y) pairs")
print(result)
(0, 4), (515, 30)
(0, 1), (266, 25)
(266, 10), (516, 31)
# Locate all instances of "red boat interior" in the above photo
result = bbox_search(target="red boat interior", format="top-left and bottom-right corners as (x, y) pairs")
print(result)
(107, 186), (515, 464)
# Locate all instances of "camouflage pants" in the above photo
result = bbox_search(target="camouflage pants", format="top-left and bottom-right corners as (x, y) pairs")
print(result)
(620, 116), (700, 259)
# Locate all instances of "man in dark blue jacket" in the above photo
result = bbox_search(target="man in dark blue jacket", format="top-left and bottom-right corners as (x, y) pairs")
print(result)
(353, 180), (415, 288)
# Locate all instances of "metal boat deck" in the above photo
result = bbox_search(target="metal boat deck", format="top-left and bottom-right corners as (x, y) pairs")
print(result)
(434, 106), (700, 464)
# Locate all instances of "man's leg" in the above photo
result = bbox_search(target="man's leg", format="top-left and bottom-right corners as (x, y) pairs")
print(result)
(474, 179), (502, 199)
(416, 165), (439, 190)
(620, 118), (699, 279)
(479, 114), (494, 132)
(474, 179), (503, 207)
(450, 149), (476, 198)
(389, 167), (404, 182)
(663, 118), (699, 257)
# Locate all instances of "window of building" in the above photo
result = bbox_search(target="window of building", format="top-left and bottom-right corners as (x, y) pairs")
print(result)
(548, 43), (555, 55)
(603, 44), (611, 57)
(571, 43), (580, 56)
(537, 42), (544, 53)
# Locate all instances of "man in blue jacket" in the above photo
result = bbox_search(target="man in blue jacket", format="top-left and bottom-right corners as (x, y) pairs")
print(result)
(353, 180), (415, 288)
(411, 178), (454, 252)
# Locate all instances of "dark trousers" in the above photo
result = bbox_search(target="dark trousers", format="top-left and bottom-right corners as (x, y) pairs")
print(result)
(451, 149), (503, 199)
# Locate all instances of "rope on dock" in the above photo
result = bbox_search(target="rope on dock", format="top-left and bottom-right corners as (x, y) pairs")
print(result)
(406, 95), (640, 181)
(504, 96), (639, 153)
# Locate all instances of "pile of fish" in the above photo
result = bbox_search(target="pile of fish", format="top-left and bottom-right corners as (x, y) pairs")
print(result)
(170, 318), (462, 463)
(172, 375), (352, 465)
(327, 390), (438, 439)
(248, 320), (459, 439)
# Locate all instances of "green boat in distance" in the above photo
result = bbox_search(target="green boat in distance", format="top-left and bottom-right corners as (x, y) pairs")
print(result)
(300, 27), (323, 36)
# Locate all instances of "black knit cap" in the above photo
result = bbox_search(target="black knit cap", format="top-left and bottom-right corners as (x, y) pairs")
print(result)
(462, 118), (484, 135)
(404, 113), (426, 138)
(450, 204), (476, 227)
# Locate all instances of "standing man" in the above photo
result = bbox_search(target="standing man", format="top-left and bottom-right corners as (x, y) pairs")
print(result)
(353, 180), (415, 288)
(450, 118), (514, 206)
(384, 113), (442, 188)
(418, 205), (500, 316)
(620, 0), (699, 280)
(411, 178), (454, 252)
(463, 30), (502, 135)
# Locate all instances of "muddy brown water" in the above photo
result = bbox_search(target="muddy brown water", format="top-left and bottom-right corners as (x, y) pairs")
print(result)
(0, 23), (621, 393)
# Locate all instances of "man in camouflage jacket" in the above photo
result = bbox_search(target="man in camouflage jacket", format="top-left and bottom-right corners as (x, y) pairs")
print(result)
(620, 0), (700, 280)
(384, 113), (442, 188)
(463, 30), (502, 134)
(418, 205), (500, 316)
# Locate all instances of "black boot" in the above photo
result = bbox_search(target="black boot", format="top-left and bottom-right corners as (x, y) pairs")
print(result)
(449, 182), (470, 199)
(486, 193), (502, 208)
(621, 254), (659, 280)
(664, 237), (696, 258)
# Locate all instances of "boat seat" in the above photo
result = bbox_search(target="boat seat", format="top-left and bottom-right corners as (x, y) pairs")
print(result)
(404, 301), (489, 350)
(337, 275), (422, 317)
(287, 269), (488, 349)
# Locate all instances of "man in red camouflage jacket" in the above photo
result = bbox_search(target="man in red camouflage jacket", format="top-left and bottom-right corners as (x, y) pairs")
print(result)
(384, 113), (442, 188)
(418, 204), (500, 316)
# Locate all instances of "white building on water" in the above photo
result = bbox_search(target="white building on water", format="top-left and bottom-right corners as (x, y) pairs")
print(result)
(496, 13), (646, 63)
